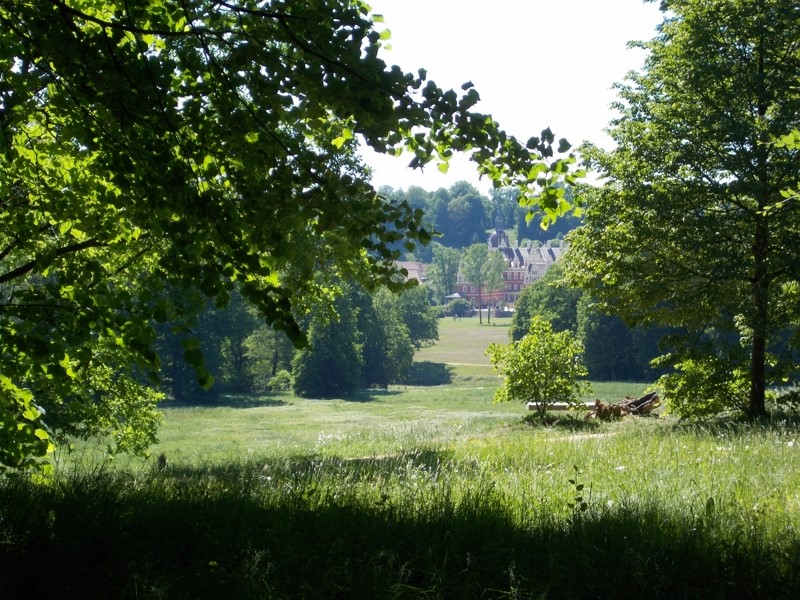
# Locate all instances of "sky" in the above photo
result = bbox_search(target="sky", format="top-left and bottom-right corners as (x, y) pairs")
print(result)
(361, 0), (665, 192)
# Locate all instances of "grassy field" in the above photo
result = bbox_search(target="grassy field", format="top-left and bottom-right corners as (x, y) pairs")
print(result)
(61, 316), (651, 466)
(3, 317), (800, 598)
(413, 316), (513, 377)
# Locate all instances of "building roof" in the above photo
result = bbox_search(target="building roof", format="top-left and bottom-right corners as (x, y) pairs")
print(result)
(396, 261), (428, 283)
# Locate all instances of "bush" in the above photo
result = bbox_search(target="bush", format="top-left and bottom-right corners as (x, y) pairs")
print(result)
(487, 316), (591, 418)
(268, 370), (292, 392)
(657, 355), (750, 418)
(445, 298), (470, 318)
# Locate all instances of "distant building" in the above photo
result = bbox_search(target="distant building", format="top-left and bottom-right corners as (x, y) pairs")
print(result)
(396, 261), (428, 284)
(455, 218), (563, 308)
(395, 220), (562, 308)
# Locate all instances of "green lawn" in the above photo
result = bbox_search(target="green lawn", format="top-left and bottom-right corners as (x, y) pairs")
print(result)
(414, 315), (513, 365)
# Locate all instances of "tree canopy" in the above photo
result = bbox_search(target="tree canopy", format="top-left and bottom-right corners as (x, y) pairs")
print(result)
(426, 242), (461, 302)
(0, 0), (579, 468)
(564, 0), (800, 417)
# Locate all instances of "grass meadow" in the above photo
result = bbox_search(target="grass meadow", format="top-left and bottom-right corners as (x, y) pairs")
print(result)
(2, 317), (800, 598)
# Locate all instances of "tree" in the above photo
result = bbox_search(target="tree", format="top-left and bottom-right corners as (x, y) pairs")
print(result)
(510, 262), (581, 341)
(489, 187), (521, 231)
(460, 244), (491, 324)
(292, 282), (418, 395)
(393, 284), (439, 349)
(577, 295), (640, 381)
(368, 288), (415, 386)
(0, 0), (578, 468)
(483, 250), (508, 324)
(201, 291), (260, 394)
(487, 316), (590, 419)
(426, 243), (462, 302)
(244, 326), (295, 392)
(438, 182), (489, 248)
(292, 288), (363, 398)
(564, 0), (800, 417)
(446, 298), (470, 318)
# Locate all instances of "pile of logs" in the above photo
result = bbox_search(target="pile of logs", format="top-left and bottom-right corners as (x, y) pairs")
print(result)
(587, 391), (660, 421)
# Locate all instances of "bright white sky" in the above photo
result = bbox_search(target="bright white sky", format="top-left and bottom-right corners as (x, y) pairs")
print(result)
(362, 0), (664, 191)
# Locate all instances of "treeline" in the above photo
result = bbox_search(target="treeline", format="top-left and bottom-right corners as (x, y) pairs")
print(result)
(379, 182), (580, 259)
(158, 283), (439, 401)
(511, 262), (666, 382)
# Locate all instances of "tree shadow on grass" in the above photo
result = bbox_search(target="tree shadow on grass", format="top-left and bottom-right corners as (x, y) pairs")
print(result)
(344, 388), (404, 403)
(161, 394), (291, 409)
(2, 464), (798, 599)
(520, 412), (601, 433)
(164, 446), (456, 482)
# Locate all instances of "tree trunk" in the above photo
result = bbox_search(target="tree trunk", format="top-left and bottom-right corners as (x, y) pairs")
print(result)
(748, 45), (770, 419)
(748, 219), (770, 418)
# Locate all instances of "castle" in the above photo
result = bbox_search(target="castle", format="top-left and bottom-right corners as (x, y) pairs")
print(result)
(455, 217), (563, 307)
(398, 218), (563, 309)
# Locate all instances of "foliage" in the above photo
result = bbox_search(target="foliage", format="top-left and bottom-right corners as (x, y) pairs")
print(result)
(460, 243), (503, 324)
(426, 242), (462, 302)
(564, 0), (800, 417)
(392, 284), (439, 349)
(292, 287), (364, 398)
(267, 369), (292, 392)
(0, 376), (53, 471)
(488, 187), (521, 232)
(516, 184), (582, 243)
(159, 290), (261, 399)
(291, 283), (423, 396)
(244, 325), (295, 393)
(510, 262), (661, 379)
(445, 298), (470, 318)
(0, 0), (579, 467)
(577, 295), (642, 381)
(362, 287), (414, 388)
(655, 352), (752, 418)
(488, 316), (590, 417)
(401, 361), (453, 386)
(510, 261), (581, 340)
(435, 181), (488, 248)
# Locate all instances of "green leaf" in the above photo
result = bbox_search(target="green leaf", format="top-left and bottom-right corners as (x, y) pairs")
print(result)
(332, 128), (353, 149)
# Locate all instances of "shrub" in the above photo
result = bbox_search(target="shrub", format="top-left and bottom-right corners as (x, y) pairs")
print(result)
(487, 316), (591, 418)
(657, 355), (750, 418)
(268, 370), (292, 392)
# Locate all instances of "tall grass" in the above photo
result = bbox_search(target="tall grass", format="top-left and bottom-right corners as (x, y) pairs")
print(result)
(3, 415), (800, 598)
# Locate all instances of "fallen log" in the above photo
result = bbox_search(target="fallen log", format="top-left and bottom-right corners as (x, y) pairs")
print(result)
(620, 391), (660, 414)
(587, 392), (660, 420)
